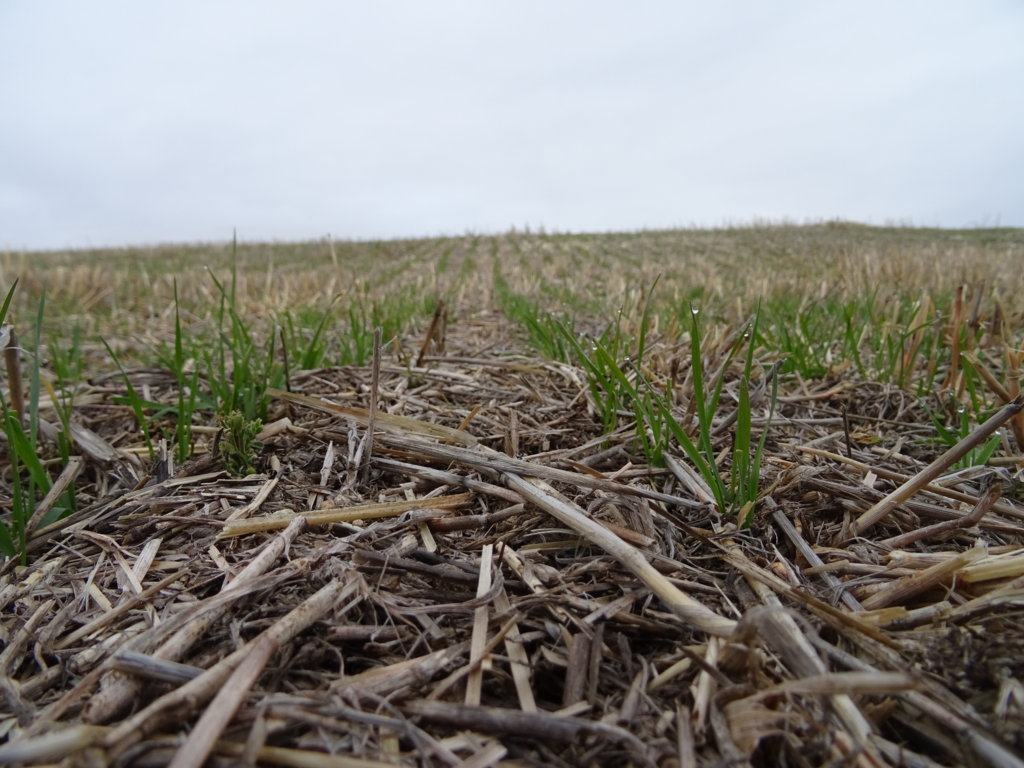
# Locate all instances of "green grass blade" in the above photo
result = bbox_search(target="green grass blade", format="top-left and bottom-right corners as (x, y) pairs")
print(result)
(4, 410), (51, 495)
(0, 279), (17, 323)
(102, 339), (155, 460)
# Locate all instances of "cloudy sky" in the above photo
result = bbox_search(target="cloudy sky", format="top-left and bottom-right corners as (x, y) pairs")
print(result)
(2, 2), (1022, 250)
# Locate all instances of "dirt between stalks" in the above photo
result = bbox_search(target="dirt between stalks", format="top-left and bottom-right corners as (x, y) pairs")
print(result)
(2, 314), (1023, 768)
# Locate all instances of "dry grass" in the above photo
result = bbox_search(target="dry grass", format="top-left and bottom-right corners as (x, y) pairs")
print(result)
(2, 223), (1024, 766)
(4, 223), (1023, 342)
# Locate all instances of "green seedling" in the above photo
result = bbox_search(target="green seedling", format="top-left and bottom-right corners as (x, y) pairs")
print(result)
(553, 296), (776, 525)
(103, 339), (156, 460)
(169, 280), (201, 462)
(150, 280), (207, 463)
(661, 307), (776, 524)
(493, 267), (573, 361)
(928, 405), (1003, 470)
(0, 410), (42, 561)
(341, 303), (374, 366)
(205, 267), (281, 422)
(47, 323), (84, 388)
(279, 302), (336, 371)
(218, 410), (262, 477)
(44, 324), (83, 477)
(197, 233), (280, 421)
(1, 284), (77, 561)
(729, 311), (778, 527)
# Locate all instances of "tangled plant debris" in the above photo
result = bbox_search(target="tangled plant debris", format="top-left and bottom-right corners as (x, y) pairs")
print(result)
(1, 224), (1023, 766)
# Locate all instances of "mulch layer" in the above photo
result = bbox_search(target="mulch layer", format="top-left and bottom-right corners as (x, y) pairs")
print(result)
(2, 314), (1023, 767)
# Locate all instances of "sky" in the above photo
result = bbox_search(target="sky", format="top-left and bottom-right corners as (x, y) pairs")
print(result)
(1, 1), (1022, 251)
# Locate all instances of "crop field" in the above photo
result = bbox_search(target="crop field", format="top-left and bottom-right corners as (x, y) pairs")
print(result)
(1, 223), (1023, 766)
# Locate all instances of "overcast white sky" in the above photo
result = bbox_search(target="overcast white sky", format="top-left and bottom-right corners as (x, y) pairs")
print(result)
(2, 2), (1022, 250)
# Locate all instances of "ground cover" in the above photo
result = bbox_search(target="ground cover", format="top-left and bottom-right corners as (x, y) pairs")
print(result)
(1, 223), (1023, 766)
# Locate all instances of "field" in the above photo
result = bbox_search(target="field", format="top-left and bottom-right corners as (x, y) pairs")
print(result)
(1, 223), (1023, 766)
